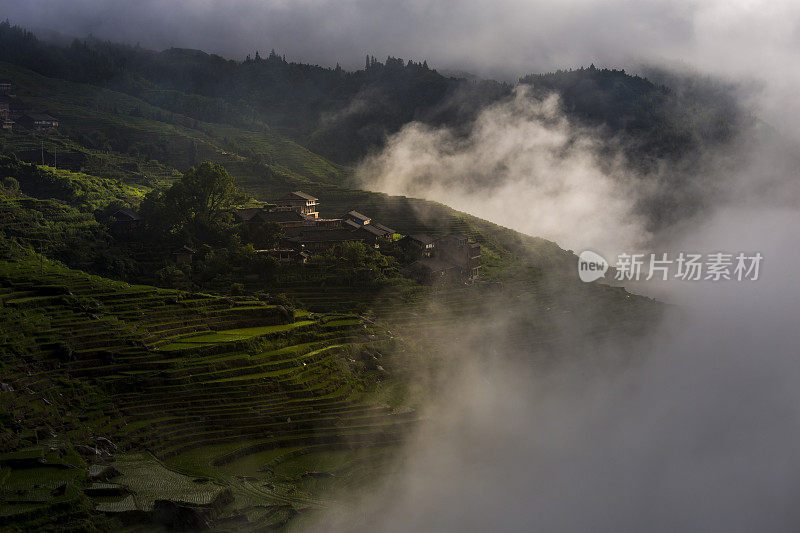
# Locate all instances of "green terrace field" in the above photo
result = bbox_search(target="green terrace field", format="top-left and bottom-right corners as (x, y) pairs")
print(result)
(0, 254), (416, 530)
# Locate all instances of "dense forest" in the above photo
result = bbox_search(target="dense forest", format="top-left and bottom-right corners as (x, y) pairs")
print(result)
(0, 21), (742, 170)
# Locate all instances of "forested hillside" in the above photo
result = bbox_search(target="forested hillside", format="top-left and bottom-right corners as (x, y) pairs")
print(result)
(0, 21), (741, 168)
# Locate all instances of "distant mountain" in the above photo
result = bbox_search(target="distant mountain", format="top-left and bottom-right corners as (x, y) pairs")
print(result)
(0, 21), (741, 171)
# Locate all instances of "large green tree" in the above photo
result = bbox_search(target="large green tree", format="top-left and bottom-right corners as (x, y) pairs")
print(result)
(141, 161), (243, 243)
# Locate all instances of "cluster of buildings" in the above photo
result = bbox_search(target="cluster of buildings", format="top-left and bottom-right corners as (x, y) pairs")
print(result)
(238, 191), (481, 283)
(237, 191), (396, 261)
(400, 233), (482, 283)
(0, 80), (59, 133)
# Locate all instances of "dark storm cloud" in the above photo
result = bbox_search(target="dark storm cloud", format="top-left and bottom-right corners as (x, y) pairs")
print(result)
(4, 1), (798, 122)
(0, 0), (750, 76)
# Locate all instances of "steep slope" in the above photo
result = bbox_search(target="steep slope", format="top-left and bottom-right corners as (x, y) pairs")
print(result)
(0, 251), (412, 530)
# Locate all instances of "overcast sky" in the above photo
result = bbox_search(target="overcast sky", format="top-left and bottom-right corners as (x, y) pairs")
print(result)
(0, 1), (796, 79)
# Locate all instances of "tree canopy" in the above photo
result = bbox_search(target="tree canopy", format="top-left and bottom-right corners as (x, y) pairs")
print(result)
(140, 161), (243, 243)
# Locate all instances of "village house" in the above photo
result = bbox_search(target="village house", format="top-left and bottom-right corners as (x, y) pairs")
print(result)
(109, 208), (142, 235)
(233, 191), (478, 283)
(0, 80), (11, 95)
(172, 245), (196, 266)
(0, 99), (12, 131)
(402, 234), (481, 284)
(314, 217), (343, 228)
(435, 234), (482, 279)
(281, 228), (370, 253)
(343, 210), (370, 226)
(402, 257), (461, 284)
(0, 95), (27, 119)
(236, 192), (397, 253)
(342, 210), (395, 239)
(256, 248), (310, 264)
(18, 113), (58, 133)
(400, 234), (435, 258)
(275, 191), (319, 218)
(236, 207), (315, 236)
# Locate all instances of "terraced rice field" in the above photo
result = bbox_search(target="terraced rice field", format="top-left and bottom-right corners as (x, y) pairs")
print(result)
(0, 256), (415, 529)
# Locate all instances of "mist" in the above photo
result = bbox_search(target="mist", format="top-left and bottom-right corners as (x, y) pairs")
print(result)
(357, 88), (653, 256)
(4, 1), (800, 95)
(6, 1), (800, 530)
(331, 1), (800, 530)
(317, 142), (800, 531)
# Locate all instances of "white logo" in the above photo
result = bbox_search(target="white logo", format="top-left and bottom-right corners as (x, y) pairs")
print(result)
(578, 250), (608, 282)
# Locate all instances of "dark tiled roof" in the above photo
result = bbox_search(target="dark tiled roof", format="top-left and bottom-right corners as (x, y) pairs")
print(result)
(357, 224), (389, 237)
(235, 207), (262, 221)
(372, 222), (396, 234)
(406, 234), (435, 245)
(283, 191), (318, 202)
(27, 113), (57, 122)
(346, 210), (370, 222)
(112, 208), (141, 221)
(173, 245), (195, 254)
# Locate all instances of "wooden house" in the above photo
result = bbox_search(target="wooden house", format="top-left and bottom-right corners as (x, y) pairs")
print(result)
(18, 113), (58, 133)
(172, 245), (196, 266)
(343, 210), (371, 226)
(275, 191), (319, 218)
(0, 96), (27, 119)
(434, 234), (481, 280)
(400, 234), (435, 258)
(109, 208), (142, 235)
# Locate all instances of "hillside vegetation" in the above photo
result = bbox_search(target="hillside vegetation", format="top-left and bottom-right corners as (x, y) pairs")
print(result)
(0, 20), (673, 531)
(0, 21), (741, 168)
(0, 248), (418, 529)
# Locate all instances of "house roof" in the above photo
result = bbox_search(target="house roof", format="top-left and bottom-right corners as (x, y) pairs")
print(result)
(356, 224), (385, 237)
(235, 207), (262, 221)
(112, 208), (141, 221)
(25, 113), (57, 122)
(346, 210), (370, 222)
(281, 190), (318, 202)
(406, 234), (435, 245)
(172, 245), (196, 254)
(372, 222), (396, 235)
